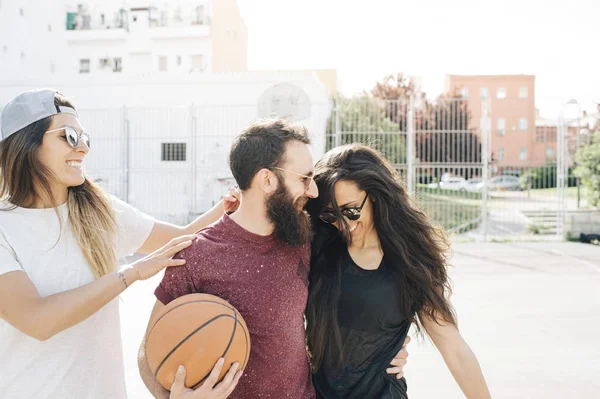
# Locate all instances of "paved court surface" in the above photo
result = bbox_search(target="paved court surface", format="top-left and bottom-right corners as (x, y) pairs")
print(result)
(120, 242), (600, 398)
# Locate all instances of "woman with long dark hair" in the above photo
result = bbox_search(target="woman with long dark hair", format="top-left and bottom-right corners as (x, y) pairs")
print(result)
(305, 144), (490, 398)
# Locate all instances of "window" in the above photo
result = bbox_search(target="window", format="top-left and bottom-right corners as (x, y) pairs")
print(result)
(99, 58), (111, 69)
(460, 87), (469, 99)
(191, 54), (205, 71)
(20, 52), (25, 60)
(545, 148), (556, 158)
(19, 8), (23, 16)
(161, 143), (187, 161)
(519, 148), (528, 160)
(48, 24), (52, 32)
(113, 58), (122, 72)
(519, 87), (528, 98)
(158, 56), (167, 71)
(536, 127), (557, 142)
(480, 87), (489, 99)
(519, 117), (528, 131)
(496, 87), (506, 99)
(193, 5), (205, 24)
(496, 118), (506, 135)
(497, 147), (505, 161)
(177, 55), (182, 66)
(79, 59), (90, 73)
(50, 63), (55, 73)
(2, 45), (6, 53)
(100, 58), (122, 72)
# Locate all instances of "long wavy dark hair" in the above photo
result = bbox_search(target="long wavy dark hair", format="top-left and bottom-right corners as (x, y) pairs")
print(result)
(305, 143), (456, 371)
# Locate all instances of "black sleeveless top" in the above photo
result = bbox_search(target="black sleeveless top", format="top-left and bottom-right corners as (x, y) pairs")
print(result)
(312, 248), (410, 398)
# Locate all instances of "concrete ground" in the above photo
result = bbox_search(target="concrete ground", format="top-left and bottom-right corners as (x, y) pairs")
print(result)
(120, 242), (600, 398)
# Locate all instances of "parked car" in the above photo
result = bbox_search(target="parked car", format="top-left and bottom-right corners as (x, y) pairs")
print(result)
(436, 177), (466, 191)
(461, 178), (483, 192)
(476, 175), (521, 191)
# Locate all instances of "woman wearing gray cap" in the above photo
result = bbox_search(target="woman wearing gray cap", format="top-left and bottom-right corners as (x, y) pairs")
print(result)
(0, 89), (241, 398)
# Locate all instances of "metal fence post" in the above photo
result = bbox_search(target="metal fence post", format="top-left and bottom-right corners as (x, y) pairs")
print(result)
(557, 112), (566, 239)
(334, 99), (341, 147)
(480, 97), (491, 242)
(406, 96), (416, 194)
(122, 105), (130, 203)
(189, 103), (197, 219)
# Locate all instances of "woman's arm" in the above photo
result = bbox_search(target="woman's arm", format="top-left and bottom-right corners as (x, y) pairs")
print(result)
(421, 311), (491, 399)
(138, 192), (239, 254)
(0, 236), (192, 341)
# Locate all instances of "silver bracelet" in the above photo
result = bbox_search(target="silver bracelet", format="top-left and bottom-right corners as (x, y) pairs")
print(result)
(117, 270), (128, 289)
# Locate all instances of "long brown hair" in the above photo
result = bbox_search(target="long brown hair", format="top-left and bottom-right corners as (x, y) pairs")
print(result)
(305, 143), (457, 371)
(0, 94), (117, 278)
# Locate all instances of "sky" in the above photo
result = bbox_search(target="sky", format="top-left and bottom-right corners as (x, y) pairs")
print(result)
(237, 0), (599, 119)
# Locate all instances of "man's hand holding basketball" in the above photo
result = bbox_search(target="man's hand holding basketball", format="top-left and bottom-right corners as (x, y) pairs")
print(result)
(169, 359), (243, 399)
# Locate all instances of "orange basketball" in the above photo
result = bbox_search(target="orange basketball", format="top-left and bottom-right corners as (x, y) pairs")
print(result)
(145, 293), (251, 390)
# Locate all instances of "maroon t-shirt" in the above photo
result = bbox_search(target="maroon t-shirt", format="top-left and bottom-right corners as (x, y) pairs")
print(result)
(155, 214), (315, 398)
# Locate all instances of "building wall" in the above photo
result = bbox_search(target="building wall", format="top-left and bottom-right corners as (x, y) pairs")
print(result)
(256, 69), (338, 96)
(0, 0), (68, 79)
(0, 0), (246, 81)
(445, 75), (536, 168)
(0, 73), (332, 220)
(210, 0), (248, 72)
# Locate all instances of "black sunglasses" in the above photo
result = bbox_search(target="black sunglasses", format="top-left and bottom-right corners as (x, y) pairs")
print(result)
(46, 126), (91, 149)
(319, 193), (369, 224)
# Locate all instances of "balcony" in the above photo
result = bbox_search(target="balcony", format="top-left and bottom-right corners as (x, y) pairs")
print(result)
(148, 25), (211, 39)
(65, 5), (211, 41)
(65, 28), (128, 42)
(66, 6), (128, 41)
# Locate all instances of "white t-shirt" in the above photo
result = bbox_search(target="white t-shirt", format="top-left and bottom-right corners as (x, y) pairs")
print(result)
(0, 196), (154, 399)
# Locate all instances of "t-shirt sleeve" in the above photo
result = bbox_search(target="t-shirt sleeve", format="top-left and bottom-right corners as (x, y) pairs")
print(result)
(154, 245), (198, 305)
(0, 233), (22, 276)
(110, 195), (155, 260)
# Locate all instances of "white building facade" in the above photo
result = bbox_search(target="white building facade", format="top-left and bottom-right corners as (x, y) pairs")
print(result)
(0, 0), (247, 81)
(0, 1), (332, 222)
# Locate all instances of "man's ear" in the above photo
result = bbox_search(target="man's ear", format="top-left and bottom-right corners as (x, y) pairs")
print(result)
(256, 168), (278, 194)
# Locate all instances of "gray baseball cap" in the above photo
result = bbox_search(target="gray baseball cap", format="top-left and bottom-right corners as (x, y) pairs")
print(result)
(0, 88), (78, 141)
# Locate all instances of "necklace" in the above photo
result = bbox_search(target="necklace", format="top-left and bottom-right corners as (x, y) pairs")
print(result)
(351, 237), (380, 251)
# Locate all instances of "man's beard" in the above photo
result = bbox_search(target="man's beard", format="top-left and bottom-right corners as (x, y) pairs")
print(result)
(266, 184), (312, 246)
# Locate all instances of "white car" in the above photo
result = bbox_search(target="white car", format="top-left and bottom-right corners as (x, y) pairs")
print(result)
(461, 178), (483, 192)
(476, 175), (521, 191)
(437, 177), (466, 191)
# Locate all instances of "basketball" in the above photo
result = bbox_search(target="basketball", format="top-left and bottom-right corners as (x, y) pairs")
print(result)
(145, 293), (251, 390)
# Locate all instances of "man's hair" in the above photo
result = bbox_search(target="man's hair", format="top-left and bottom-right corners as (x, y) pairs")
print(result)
(229, 118), (311, 190)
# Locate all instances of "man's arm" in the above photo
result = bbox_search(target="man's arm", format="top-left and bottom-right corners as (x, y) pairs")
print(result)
(138, 300), (171, 399)
(386, 336), (410, 379)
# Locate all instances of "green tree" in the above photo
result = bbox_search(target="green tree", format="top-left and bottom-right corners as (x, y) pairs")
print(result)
(574, 130), (600, 207)
(370, 74), (481, 179)
(326, 94), (406, 165)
